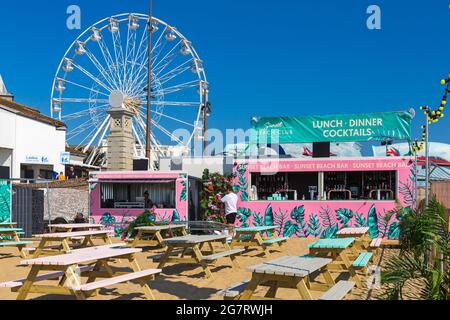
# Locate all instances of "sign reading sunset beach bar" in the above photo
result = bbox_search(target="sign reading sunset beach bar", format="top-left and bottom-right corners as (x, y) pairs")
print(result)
(250, 111), (412, 144)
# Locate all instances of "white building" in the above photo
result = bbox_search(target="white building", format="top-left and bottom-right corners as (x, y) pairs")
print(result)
(0, 75), (67, 179)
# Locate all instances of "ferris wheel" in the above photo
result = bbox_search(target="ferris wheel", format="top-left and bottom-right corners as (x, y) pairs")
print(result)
(50, 13), (208, 167)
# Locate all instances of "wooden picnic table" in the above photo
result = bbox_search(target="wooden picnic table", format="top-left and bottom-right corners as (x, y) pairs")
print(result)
(0, 227), (32, 258)
(0, 222), (17, 228)
(0, 246), (161, 300)
(240, 256), (334, 300)
(156, 234), (244, 279)
(31, 230), (114, 258)
(308, 238), (363, 288)
(337, 227), (370, 251)
(49, 223), (104, 233)
(230, 226), (288, 257)
(131, 224), (188, 249)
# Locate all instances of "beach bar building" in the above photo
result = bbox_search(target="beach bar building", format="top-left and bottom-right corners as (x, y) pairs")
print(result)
(88, 171), (201, 235)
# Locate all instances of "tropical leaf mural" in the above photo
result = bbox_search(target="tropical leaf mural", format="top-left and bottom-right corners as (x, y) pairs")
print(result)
(355, 213), (367, 228)
(253, 212), (264, 227)
(235, 164), (249, 202)
(237, 207), (252, 228)
(0, 181), (11, 223)
(180, 179), (187, 202)
(171, 209), (181, 223)
(336, 208), (354, 229)
(319, 207), (338, 239)
(368, 205), (379, 238)
(283, 206), (309, 238)
(307, 214), (322, 238)
(264, 204), (275, 236)
(100, 213), (116, 226)
(274, 209), (289, 236)
(388, 221), (400, 240)
(399, 180), (415, 207)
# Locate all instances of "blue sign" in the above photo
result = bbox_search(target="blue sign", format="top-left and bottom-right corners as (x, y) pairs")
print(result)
(25, 155), (50, 164)
(60, 152), (70, 165)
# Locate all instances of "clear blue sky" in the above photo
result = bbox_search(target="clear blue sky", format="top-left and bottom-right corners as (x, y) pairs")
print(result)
(0, 0), (449, 149)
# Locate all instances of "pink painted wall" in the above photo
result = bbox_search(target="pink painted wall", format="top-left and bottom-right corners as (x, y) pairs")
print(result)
(89, 171), (188, 237)
(233, 157), (416, 239)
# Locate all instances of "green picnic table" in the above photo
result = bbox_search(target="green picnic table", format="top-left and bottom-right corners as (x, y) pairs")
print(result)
(308, 238), (371, 288)
(230, 226), (288, 257)
(0, 227), (32, 258)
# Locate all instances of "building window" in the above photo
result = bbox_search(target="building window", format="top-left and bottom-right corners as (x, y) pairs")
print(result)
(100, 181), (176, 209)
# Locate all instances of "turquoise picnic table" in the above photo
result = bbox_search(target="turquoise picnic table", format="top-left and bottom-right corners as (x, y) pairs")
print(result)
(230, 226), (288, 257)
(308, 238), (365, 288)
(0, 227), (32, 258)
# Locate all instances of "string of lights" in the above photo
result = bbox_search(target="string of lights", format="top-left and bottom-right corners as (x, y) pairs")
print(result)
(412, 74), (449, 153)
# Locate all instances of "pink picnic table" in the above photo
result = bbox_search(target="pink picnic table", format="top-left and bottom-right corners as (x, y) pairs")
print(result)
(0, 246), (161, 300)
(337, 227), (370, 251)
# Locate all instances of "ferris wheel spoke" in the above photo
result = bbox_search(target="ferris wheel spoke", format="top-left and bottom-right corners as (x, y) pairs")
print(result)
(62, 104), (109, 121)
(157, 60), (194, 85)
(60, 98), (110, 104)
(152, 39), (181, 70)
(67, 120), (99, 141)
(150, 80), (199, 96)
(84, 47), (120, 91)
(123, 25), (139, 93)
(86, 119), (110, 165)
(111, 29), (126, 90)
(150, 120), (184, 145)
(152, 110), (195, 127)
(97, 36), (122, 87)
(72, 61), (114, 93)
(83, 115), (111, 153)
(62, 79), (110, 97)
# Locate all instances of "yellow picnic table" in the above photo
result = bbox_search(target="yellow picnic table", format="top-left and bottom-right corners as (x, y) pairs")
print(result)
(239, 256), (335, 300)
(0, 246), (161, 300)
(30, 230), (114, 258)
(337, 227), (371, 251)
(230, 226), (288, 257)
(131, 224), (188, 249)
(155, 234), (244, 279)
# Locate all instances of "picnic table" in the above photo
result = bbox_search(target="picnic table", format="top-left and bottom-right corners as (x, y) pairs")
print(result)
(30, 230), (114, 258)
(230, 226), (288, 257)
(308, 238), (365, 288)
(155, 234), (244, 279)
(0, 246), (161, 300)
(130, 224), (188, 249)
(0, 227), (32, 258)
(337, 227), (370, 251)
(49, 223), (104, 233)
(239, 256), (334, 300)
(0, 222), (17, 228)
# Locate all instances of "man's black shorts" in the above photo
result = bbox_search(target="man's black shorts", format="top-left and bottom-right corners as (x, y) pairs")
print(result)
(226, 212), (237, 224)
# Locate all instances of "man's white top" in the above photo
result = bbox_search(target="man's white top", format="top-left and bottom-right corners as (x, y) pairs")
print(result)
(221, 193), (238, 215)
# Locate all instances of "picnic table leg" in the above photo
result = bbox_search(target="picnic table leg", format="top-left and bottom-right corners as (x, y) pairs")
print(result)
(181, 227), (188, 236)
(65, 265), (87, 300)
(321, 266), (336, 288)
(223, 241), (240, 269)
(61, 239), (72, 254)
(340, 251), (363, 288)
(296, 277), (313, 300)
(16, 265), (41, 300)
(33, 239), (48, 258)
(129, 254), (156, 300)
(158, 244), (175, 268)
(255, 233), (270, 257)
(240, 273), (263, 300)
(131, 229), (143, 248)
(154, 231), (166, 248)
(192, 245), (213, 279)
(265, 281), (279, 298)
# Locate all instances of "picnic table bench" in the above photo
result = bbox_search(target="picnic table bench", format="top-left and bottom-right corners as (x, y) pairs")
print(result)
(308, 238), (366, 288)
(27, 230), (114, 258)
(222, 256), (338, 300)
(230, 226), (288, 257)
(0, 227), (32, 258)
(130, 224), (188, 249)
(155, 234), (244, 279)
(0, 246), (161, 300)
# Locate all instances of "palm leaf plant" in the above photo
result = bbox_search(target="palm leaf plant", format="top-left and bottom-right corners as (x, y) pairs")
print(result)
(381, 197), (450, 300)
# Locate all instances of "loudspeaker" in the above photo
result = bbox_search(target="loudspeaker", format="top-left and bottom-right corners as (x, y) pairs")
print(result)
(133, 159), (149, 171)
(313, 142), (330, 158)
(171, 158), (183, 171)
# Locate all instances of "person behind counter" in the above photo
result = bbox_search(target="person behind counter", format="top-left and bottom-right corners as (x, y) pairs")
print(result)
(143, 191), (155, 209)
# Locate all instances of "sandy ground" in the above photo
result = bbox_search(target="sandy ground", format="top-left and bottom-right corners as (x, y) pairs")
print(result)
(0, 238), (398, 300)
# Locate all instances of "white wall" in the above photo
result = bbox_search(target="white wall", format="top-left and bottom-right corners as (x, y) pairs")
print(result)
(0, 106), (66, 179)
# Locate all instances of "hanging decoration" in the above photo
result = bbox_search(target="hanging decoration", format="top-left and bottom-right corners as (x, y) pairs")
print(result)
(412, 74), (449, 153)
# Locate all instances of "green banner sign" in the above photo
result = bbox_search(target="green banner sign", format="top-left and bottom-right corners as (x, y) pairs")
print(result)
(0, 180), (11, 223)
(250, 111), (412, 144)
